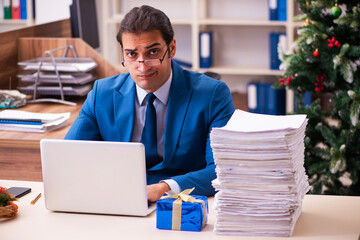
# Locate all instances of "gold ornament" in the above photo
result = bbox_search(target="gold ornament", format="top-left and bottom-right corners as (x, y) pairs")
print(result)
(302, 18), (311, 26)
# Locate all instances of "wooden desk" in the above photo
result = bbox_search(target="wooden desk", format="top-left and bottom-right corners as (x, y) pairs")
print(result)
(0, 180), (359, 240)
(0, 101), (82, 181)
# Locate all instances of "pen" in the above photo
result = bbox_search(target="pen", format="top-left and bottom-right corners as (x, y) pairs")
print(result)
(30, 193), (41, 205)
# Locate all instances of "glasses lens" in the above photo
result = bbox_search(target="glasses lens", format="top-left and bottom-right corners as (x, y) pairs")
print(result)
(122, 54), (165, 67)
(144, 59), (161, 67)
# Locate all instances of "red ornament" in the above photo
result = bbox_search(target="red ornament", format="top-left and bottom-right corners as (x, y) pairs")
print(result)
(314, 74), (325, 92)
(286, 77), (291, 85)
(327, 37), (341, 48)
(313, 50), (320, 57)
(279, 77), (285, 86)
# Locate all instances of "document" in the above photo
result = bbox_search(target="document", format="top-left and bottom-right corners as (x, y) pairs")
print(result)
(210, 110), (310, 237)
(0, 110), (70, 133)
(18, 57), (98, 73)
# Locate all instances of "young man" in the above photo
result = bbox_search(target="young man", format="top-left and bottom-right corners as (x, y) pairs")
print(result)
(65, 5), (235, 202)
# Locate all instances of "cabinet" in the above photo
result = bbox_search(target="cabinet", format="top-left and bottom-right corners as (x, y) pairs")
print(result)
(0, 0), (34, 32)
(101, 0), (300, 97)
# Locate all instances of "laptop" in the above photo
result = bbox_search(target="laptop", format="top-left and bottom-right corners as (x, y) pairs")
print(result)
(40, 139), (156, 216)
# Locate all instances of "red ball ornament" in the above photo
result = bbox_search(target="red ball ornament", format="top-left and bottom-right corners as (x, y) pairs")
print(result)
(286, 77), (291, 85)
(279, 78), (285, 86)
(313, 50), (320, 57)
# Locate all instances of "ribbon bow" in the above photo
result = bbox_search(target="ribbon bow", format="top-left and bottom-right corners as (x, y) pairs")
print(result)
(161, 188), (206, 231)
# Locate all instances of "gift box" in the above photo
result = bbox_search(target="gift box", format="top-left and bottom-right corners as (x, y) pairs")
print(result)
(156, 188), (208, 232)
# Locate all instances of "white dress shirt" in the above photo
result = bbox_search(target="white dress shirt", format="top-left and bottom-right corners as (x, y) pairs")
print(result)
(131, 71), (181, 193)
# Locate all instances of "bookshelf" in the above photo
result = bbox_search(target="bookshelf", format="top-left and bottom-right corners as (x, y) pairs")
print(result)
(0, 0), (35, 32)
(101, 0), (300, 108)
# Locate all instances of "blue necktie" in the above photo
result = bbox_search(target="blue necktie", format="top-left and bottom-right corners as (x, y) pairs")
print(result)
(141, 93), (160, 168)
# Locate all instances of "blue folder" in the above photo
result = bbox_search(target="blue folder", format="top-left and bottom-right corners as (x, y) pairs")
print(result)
(20, 0), (27, 20)
(199, 31), (212, 68)
(269, 0), (277, 20)
(278, 0), (287, 21)
(268, 86), (286, 115)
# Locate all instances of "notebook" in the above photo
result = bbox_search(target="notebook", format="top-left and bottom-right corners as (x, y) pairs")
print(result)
(40, 139), (156, 216)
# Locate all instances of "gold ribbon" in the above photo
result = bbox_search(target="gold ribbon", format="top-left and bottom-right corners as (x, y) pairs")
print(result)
(160, 188), (206, 231)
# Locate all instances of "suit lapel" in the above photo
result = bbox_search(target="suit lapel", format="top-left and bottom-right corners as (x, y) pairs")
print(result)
(114, 75), (136, 142)
(161, 61), (192, 168)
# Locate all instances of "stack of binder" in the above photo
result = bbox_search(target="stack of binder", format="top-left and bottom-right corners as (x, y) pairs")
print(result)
(210, 110), (310, 237)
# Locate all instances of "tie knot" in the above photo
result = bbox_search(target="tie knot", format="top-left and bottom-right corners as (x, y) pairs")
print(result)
(146, 93), (156, 105)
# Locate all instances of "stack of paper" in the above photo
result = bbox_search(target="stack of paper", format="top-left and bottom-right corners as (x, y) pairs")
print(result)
(0, 110), (70, 133)
(210, 110), (310, 237)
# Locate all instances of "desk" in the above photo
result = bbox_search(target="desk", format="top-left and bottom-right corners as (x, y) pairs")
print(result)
(0, 180), (359, 240)
(0, 101), (82, 181)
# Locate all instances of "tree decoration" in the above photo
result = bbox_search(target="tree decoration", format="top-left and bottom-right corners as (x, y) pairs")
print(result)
(302, 18), (311, 27)
(314, 74), (324, 92)
(279, 77), (285, 86)
(286, 77), (291, 85)
(313, 49), (320, 57)
(327, 37), (341, 48)
(331, 1), (342, 18)
(274, 0), (360, 195)
(0, 187), (18, 218)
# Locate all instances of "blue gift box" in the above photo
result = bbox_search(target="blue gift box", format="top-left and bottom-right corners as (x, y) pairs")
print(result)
(156, 194), (208, 232)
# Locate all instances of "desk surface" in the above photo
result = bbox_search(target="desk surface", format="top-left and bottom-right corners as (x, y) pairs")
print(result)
(0, 99), (83, 148)
(0, 180), (359, 240)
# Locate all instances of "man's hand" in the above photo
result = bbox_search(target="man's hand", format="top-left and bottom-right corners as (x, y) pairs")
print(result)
(147, 182), (171, 202)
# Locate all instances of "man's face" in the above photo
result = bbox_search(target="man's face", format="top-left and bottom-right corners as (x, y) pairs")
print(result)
(121, 30), (176, 93)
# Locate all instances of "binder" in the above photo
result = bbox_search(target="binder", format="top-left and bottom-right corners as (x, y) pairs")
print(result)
(294, 92), (313, 111)
(199, 31), (212, 68)
(11, 0), (20, 19)
(258, 83), (270, 114)
(268, 0), (277, 20)
(303, 91), (313, 107)
(3, 0), (11, 19)
(269, 32), (286, 70)
(247, 82), (258, 113)
(20, 0), (26, 19)
(278, 0), (287, 21)
(278, 33), (287, 66)
(269, 33), (279, 70)
(268, 86), (286, 115)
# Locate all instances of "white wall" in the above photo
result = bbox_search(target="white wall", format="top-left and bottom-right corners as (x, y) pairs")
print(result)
(35, 0), (72, 24)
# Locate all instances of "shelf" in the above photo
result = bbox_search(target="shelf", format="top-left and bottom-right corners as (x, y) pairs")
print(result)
(199, 19), (288, 27)
(107, 14), (193, 25)
(0, 0), (34, 28)
(102, 0), (296, 91)
(198, 66), (284, 76)
(0, 19), (29, 25)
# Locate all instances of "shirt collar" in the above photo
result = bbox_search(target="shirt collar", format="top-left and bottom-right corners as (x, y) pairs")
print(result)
(136, 71), (173, 106)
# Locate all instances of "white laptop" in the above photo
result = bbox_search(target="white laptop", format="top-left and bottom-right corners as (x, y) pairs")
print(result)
(40, 139), (156, 216)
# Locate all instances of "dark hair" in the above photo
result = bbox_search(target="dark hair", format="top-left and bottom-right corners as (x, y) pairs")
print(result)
(116, 5), (174, 47)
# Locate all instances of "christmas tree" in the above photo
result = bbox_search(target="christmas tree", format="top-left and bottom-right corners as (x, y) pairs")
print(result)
(274, 0), (360, 195)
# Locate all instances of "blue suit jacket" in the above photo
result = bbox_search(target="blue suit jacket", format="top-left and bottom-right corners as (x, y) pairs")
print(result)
(65, 60), (235, 196)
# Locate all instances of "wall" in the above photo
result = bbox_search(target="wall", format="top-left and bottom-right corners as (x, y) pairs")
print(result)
(35, 0), (72, 24)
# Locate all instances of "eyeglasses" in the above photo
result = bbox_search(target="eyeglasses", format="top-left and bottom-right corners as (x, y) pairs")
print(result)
(121, 48), (169, 67)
